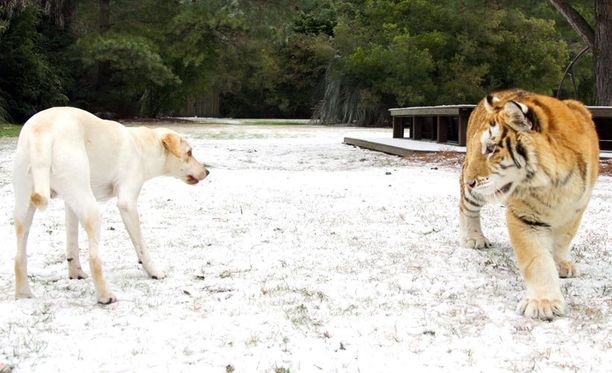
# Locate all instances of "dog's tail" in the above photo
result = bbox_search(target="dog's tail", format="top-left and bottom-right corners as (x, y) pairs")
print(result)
(28, 131), (53, 210)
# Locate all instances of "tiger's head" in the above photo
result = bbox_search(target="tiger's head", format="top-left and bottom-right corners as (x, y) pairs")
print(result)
(462, 94), (539, 203)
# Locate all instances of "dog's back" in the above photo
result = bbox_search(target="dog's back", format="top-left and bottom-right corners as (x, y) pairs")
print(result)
(15, 107), (129, 206)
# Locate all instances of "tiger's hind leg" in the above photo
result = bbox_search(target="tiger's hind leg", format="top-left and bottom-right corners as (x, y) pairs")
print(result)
(553, 212), (585, 278)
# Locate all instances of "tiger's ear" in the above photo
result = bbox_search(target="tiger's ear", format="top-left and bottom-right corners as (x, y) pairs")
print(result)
(484, 95), (501, 113)
(161, 132), (183, 158)
(503, 101), (533, 131)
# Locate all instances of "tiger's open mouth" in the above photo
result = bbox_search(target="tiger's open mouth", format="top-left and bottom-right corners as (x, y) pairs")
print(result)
(495, 183), (512, 197)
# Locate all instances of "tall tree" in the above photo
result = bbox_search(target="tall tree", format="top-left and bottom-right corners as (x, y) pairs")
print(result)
(548, 0), (612, 105)
(0, 3), (70, 121)
(316, 0), (568, 125)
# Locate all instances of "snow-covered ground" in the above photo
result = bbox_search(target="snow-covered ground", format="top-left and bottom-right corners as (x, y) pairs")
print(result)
(0, 123), (610, 373)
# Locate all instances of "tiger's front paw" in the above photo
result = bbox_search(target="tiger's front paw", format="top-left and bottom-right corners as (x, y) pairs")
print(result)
(556, 260), (579, 278)
(517, 298), (565, 321)
(462, 235), (492, 249)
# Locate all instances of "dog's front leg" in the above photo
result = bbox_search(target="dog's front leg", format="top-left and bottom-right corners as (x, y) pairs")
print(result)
(117, 195), (166, 279)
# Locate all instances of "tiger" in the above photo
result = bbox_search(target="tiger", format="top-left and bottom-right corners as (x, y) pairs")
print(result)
(459, 89), (600, 320)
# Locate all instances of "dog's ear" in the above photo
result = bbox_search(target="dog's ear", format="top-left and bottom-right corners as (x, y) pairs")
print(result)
(161, 133), (183, 158)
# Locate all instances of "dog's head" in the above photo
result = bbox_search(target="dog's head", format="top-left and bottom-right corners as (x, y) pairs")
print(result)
(158, 130), (209, 185)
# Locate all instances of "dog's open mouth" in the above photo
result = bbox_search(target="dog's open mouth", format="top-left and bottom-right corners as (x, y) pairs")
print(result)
(186, 175), (200, 185)
(495, 183), (512, 197)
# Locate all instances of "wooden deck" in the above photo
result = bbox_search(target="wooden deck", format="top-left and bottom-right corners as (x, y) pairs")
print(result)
(389, 104), (612, 150)
(344, 135), (612, 159)
(344, 136), (465, 157)
(389, 105), (474, 146)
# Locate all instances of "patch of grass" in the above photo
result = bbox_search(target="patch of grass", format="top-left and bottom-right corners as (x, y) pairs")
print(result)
(241, 119), (312, 126)
(0, 123), (21, 137)
(189, 132), (267, 140)
(245, 335), (259, 346)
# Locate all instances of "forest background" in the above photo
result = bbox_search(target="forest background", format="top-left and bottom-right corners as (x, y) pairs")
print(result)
(0, 0), (606, 126)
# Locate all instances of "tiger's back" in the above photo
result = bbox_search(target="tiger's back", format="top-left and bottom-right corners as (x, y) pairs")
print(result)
(459, 89), (599, 320)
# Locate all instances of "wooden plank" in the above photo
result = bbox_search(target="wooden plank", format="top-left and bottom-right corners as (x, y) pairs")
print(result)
(389, 105), (475, 117)
(343, 137), (409, 157)
(587, 106), (612, 118)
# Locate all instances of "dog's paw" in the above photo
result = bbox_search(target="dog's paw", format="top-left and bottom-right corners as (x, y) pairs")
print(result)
(69, 268), (89, 280)
(149, 271), (166, 280)
(462, 235), (492, 249)
(517, 298), (565, 321)
(141, 262), (166, 280)
(556, 260), (579, 278)
(97, 293), (117, 305)
(15, 288), (34, 300)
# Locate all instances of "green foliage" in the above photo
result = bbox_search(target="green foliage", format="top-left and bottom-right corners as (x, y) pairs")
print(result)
(292, 2), (337, 36)
(0, 0), (596, 124)
(316, 0), (569, 125)
(0, 6), (69, 122)
(78, 34), (178, 87)
(76, 32), (180, 115)
(0, 123), (22, 137)
(219, 1), (338, 118)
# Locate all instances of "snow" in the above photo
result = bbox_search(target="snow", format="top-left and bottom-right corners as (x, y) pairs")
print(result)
(0, 123), (610, 372)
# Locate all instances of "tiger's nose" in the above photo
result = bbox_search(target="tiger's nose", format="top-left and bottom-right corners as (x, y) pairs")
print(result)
(466, 179), (477, 189)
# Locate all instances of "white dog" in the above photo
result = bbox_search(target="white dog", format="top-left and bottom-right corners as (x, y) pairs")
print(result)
(13, 107), (209, 304)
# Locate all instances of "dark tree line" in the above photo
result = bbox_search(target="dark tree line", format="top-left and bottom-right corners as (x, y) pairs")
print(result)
(0, 0), (608, 125)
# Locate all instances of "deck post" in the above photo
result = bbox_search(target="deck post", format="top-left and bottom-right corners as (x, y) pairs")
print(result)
(436, 116), (448, 143)
(413, 117), (423, 140)
(458, 109), (471, 146)
(392, 116), (404, 138)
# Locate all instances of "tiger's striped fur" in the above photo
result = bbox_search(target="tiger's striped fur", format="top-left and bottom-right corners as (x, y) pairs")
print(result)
(459, 89), (599, 320)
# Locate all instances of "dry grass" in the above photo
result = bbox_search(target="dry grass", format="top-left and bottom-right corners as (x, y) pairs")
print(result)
(599, 158), (612, 176)
(403, 151), (465, 169)
(405, 151), (612, 176)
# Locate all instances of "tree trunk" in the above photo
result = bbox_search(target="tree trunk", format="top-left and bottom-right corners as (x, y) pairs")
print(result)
(549, 0), (612, 105)
(96, 0), (111, 92)
(99, 0), (110, 33)
(595, 0), (612, 105)
(548, 0), (594, 48)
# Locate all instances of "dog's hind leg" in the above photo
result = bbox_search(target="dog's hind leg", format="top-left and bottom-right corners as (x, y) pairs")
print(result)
(117, 191), (165, 280)
(54, 151), (116, 304)
(65, 193), (116, 304)
(65, 204), (88, 280)
(14, 199), (36, 299)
